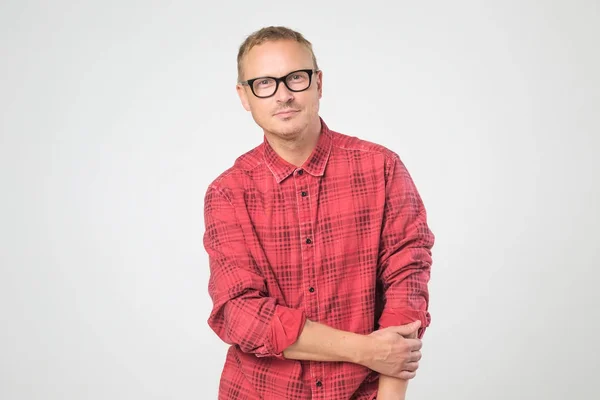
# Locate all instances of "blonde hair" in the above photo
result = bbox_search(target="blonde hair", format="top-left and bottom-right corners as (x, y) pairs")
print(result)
(237, 26), (319, 82)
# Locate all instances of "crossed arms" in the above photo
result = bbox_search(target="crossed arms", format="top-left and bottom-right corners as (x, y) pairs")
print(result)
(203, 154), (434, 399)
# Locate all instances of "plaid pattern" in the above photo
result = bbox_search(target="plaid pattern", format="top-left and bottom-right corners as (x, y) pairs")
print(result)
(203, 118), (434, 400)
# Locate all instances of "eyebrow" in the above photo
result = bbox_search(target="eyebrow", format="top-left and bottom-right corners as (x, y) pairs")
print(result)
(248, 68), (314, 80)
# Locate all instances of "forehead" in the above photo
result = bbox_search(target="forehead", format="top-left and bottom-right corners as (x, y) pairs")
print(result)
(243, 39), (313, 79)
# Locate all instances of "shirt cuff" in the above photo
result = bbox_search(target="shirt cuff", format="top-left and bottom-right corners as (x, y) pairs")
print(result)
(266, 305), (307, 359)
(378, 308), (431, 339)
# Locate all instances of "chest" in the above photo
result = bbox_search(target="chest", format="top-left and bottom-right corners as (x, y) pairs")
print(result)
(242, 164), (387, 265)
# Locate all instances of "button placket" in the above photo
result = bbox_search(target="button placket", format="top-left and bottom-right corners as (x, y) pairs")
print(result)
(295, 169), (324, 397)
(295, 169), (316, 319)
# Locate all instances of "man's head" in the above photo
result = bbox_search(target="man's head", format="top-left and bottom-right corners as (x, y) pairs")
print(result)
(236, 26), (323, 141)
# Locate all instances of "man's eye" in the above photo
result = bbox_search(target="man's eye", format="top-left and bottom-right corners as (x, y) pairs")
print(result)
(257, 79), (273, 87)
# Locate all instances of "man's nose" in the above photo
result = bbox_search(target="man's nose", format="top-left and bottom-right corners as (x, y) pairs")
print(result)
(275, 81), (294, 103)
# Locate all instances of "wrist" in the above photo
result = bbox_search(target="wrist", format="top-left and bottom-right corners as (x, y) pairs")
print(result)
(378, 374), (409, 400)
(350, 334), (375, 366)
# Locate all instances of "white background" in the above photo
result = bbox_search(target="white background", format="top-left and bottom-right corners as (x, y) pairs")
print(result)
(1, 1), (599, 399)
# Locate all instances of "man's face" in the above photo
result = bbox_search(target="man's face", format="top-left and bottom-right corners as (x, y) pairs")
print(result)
(236, 40), (323, 140)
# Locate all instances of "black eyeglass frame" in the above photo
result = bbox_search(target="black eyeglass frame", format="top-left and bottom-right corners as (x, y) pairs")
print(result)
(239, 69), (320, 98)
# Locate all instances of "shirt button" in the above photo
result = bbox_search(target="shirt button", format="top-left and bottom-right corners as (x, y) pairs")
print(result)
(305, 238), (312, 244)
(309, 287), (315, 293)
(316, 380), (322, 387)
(297, 169), (304, 175)
(301, 191), (307, 197)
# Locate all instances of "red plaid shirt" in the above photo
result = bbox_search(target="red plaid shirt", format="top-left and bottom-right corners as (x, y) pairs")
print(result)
(203, 118), (434, 400)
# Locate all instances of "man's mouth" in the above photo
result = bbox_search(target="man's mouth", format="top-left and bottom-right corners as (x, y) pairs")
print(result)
(274, 109), (300, 116)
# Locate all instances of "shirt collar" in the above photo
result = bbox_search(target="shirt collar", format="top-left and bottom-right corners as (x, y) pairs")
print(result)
(263, 117), (333, 183)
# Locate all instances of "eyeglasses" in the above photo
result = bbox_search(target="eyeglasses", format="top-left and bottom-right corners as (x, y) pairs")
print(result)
(239, 69), (319, 98)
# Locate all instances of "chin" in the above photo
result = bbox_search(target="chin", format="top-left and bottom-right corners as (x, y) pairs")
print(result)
(269, 117), (307, 138)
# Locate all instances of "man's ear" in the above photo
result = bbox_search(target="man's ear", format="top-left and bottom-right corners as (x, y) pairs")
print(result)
(316, 70), (323, 99)
(236, 84), (251, 112)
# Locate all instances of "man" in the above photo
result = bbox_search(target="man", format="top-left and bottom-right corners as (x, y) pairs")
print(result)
(203, 26), (434, 400)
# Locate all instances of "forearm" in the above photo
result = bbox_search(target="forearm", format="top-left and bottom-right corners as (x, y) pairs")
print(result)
(282, 319), (371, 364)
(377, 375), (409, 400)
(376, 320), (418, 400)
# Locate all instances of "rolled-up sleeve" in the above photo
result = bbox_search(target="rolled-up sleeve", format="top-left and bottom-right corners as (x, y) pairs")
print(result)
(203, 185), (306, 359)
(377, 154), (435, 339)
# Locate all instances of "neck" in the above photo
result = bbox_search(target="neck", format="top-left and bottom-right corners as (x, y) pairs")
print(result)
(265, 118), (322, 167)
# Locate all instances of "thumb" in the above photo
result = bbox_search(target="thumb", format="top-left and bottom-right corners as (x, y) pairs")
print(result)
(390, 320), (421, 335)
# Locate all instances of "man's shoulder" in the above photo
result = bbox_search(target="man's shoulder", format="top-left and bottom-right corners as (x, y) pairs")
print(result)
(329, 128), (399, 160)
(205, 142), (264, 194)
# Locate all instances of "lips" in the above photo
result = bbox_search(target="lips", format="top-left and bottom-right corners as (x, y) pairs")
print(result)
(274, 109), (299, 116)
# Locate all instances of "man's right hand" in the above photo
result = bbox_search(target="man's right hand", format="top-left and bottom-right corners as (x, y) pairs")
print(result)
(361, 320), (423, 379)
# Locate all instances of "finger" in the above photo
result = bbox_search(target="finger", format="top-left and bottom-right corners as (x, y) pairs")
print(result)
(389, 320), (421, 336)
(408, 338), (422, 351)
(398, 370), (417, 380)
(410, 351), (422, 362)
(403, 361), (419, 372)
